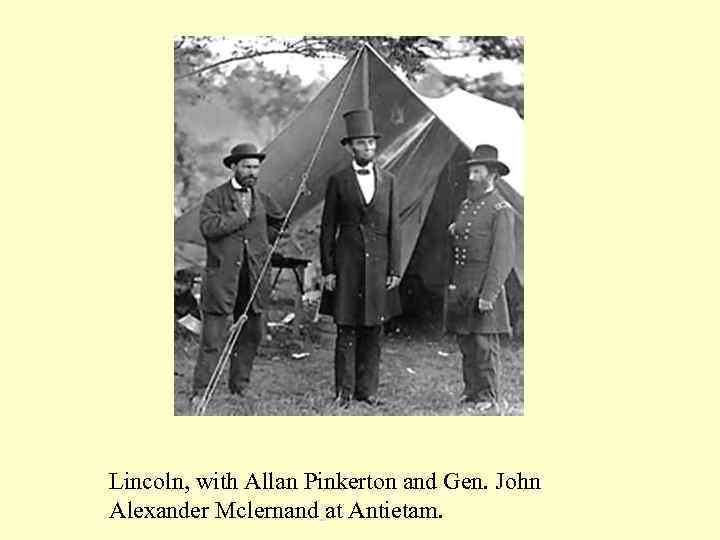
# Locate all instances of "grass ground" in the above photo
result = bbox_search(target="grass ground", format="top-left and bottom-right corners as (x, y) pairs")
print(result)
(174, 301), (524, 416)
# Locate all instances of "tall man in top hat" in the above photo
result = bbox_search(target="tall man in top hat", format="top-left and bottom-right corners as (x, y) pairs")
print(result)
(191, 143), (286, 407)
(446, 144), (515, 412)
(320, 109), (402, 406)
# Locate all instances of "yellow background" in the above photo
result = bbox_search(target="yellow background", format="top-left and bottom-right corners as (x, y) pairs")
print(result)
(2, 1), (718, 538)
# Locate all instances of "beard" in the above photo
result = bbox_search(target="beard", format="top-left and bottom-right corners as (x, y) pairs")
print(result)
(351, 146), (375, 166)
(236, 173), (256, 188)
(467, 180), (492, 200)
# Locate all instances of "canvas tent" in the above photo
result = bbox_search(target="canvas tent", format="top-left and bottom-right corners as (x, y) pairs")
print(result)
(175, 44), (524, 314)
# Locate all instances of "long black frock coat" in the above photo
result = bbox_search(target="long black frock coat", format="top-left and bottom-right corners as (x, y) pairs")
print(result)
(319, 164), (402, 326)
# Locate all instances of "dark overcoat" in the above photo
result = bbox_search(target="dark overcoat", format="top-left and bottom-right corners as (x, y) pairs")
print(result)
(199, 181), (285, 315)
(319, 164), (402, 326)
(446, 189), (515, 335)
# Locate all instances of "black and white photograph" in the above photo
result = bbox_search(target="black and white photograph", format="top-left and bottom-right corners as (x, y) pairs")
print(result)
(174, 36), (524, 416)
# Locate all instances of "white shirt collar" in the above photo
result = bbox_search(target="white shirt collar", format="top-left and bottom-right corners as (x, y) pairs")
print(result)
(231, 177), (250, 191)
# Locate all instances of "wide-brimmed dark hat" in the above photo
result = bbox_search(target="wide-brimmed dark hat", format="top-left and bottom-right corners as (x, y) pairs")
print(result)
(465, 144), (510, 176)
(222, 143), (266, 169)
(340, 109), (382, 145)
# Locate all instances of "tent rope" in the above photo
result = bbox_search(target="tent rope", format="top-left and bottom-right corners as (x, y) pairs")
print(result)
(194, 47), (363, 416)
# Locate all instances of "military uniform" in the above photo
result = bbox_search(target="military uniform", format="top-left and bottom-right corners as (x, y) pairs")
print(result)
(447, 188), (515, 401)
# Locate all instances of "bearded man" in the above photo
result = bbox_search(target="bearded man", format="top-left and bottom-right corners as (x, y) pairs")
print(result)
(190, 143), (286, 407)
(319, 109), (402, 407)
(447, 144), (515, 412)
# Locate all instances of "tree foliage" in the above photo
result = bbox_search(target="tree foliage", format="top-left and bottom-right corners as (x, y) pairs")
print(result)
(444, 71), (524, 118)
(174, 36), (523, 81)
(174, 122), (203, 217)
(220, 62), (324, 141)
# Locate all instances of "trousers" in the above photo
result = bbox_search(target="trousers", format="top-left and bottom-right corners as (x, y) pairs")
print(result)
(456, 333), (500, 400)
(334, 325), (382, 400)
(193, 262), (264, 395)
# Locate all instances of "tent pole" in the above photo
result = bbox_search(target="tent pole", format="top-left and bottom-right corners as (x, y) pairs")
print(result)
(361, 44), (369, 108)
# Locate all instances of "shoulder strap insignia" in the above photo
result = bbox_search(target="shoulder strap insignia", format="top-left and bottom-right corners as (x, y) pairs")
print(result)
(494, 201), (511, 210)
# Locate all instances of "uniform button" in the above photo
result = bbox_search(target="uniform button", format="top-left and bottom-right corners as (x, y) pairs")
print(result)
(236, 261), (242, 266)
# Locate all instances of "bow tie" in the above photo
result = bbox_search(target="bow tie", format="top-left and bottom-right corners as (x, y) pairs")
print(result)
(356, 168), (370, 176)
(236, 186), (250, 193)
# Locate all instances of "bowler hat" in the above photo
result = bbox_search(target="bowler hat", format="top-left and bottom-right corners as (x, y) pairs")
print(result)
(465, 144), (510, 176)
(340, 109), (382, 145)
(222, 143), (266, 169)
